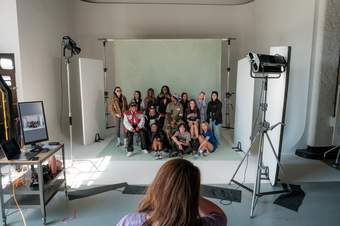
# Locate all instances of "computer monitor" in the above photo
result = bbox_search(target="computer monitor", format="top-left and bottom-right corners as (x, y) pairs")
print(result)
(18, 101), (49, 146)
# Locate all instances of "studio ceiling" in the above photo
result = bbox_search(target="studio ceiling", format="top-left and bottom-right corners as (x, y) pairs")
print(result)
(80, 0), (255, 5)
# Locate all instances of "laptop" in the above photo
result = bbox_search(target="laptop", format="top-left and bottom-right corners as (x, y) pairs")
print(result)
(0, 139), (39, 160)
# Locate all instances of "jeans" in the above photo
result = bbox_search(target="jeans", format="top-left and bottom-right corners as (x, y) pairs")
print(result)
(127, 129), (147, 152)
(114, 117), (125, 143)
(210, 120), (221, 145)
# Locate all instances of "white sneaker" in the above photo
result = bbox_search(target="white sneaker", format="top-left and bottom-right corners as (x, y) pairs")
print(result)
(123, 138), (128, 148)
(116, 138), (121, 147)
(126, 152), (133, 157)
(142, 149), (149, 154)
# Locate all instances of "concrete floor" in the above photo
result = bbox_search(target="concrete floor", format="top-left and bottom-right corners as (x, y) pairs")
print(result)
(2, 130), (340, 225)
(4, 182), (340, 226)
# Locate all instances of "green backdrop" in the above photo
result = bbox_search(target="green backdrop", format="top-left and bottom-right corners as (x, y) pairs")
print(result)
(113, 39), (222, 100)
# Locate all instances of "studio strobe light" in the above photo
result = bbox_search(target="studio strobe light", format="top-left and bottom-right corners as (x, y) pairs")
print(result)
(248, 52), (287, 75)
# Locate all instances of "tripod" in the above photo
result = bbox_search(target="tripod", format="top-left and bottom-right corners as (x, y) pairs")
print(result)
(230, 75), (291, 218)
(63, 48), (99, 171)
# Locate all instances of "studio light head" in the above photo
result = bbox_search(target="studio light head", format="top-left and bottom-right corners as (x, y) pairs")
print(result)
(248, 52), (287, 76)
(62, 36), (81, 57)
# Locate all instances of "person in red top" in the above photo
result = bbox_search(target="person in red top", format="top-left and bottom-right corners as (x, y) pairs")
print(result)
(123, 102), (148, 157)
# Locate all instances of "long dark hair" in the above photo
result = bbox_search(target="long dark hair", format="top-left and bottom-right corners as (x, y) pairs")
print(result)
(160, 85), (171, 96)
(139, 159), (202, 226)
(146, 88), (155, 99)
(187, 99), (198, 112)
(181, 92), (189, 102)
(134, 90), (142, 102)
(114, 86), (122, 98)
(211, 91), (219, 102)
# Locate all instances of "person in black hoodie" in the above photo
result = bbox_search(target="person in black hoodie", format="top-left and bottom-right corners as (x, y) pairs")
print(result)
(206, 91), (222, 145)
(180, 92), (189, 122)
(147, 123), (168, 160)
(145, 105), (160, 132)
(156, 85), (171, 129)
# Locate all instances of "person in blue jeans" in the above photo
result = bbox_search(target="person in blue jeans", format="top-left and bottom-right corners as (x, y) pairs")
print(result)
(117, 159), (227, 226)
(206, 91), (223, 144)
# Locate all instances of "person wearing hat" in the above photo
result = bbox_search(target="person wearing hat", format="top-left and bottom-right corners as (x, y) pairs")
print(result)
(123, 102), (148, 157)
(165, 93), (183, 128)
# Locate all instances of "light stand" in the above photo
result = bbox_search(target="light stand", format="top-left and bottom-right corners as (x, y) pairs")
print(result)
(222, 38), (236, 129)
(324, 50), (340, 167)
(62, 36), (99, 170)
(63, 50), (75, 162)
(229, 65), (291, 218)
(99, 38), (115, 130)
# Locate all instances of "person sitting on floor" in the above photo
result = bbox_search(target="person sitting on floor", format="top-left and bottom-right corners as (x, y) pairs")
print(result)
(165, 94), (183, 129)
(171, 123), (192, 158)
(198, 121), (218, 156)
(147, 123), (168, 160)
(145, 105), (160, 132)
(123, 102), (148, 157)
(116, 159), (227, 226)
(165, 118), (178, 157)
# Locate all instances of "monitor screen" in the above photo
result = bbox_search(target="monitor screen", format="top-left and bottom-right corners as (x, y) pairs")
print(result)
(18, 101), (49, 145)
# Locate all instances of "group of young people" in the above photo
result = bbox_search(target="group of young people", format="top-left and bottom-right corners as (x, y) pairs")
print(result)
(110, 85), (223, 159)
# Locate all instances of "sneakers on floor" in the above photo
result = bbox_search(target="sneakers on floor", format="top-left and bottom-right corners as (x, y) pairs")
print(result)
(115, 138), (122, 147)
(154, 152), (163, 160)
(142, 149), (149, 154)
(126, 152), (133, 157)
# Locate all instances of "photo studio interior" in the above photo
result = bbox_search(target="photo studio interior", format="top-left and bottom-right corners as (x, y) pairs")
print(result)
(0, 0), (340, 225)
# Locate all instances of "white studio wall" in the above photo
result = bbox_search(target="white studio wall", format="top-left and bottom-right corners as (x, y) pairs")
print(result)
(234, 57), (255, 153)
(112, 39), (222, 98)
(79, 58), (106, 145)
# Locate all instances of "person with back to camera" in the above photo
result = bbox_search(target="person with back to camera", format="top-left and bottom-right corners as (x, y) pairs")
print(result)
(123, 102), (148, 157)
(116, 158), (227, 226)
(206, 91), (223, 144)
(111, 86), (128, 147)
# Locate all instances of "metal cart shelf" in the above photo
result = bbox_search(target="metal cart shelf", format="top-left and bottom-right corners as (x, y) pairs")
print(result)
(0, 144), (67, 225)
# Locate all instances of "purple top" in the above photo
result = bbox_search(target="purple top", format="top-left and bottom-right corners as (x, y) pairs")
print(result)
(117, 212), (226, 226)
